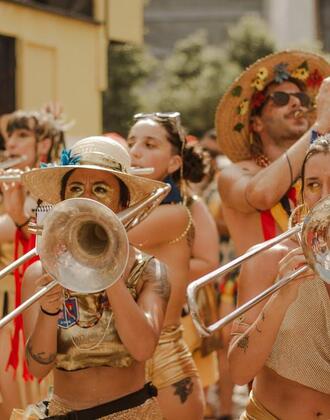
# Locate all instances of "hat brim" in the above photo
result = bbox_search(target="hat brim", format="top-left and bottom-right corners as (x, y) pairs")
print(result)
(22, 165), (167, 206)
(215, 50), (330, 162)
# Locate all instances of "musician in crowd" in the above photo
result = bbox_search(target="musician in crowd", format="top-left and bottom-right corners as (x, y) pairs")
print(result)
(196, 129), (238, 420)
(0, 109), (66, 418)
(11, 136), (170, 419)
(216, 51), (330, 256)
(127, 112), (209, 420)
(229, 134), (330, 419)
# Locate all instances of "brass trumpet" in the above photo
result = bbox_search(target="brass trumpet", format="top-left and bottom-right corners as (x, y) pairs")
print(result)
(187, 196), (330, 337)
(0, 184), (170, 329)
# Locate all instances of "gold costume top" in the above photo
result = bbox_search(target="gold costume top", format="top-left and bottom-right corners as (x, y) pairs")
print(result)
(56, 250), (152, 371)
(266, 277), (330, 394)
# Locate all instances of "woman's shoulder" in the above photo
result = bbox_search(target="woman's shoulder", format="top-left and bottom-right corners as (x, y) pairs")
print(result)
(24, 260), (43, 283)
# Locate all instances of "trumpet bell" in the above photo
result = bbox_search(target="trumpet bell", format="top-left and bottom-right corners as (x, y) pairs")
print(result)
(301, 196), (330, 284)
(39, 198), (128, 293)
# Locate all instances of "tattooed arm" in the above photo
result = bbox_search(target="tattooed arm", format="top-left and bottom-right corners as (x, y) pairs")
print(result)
(22, 261), (62, 378)
(106, 251), (170, 361)
(228, 242), (302, 385)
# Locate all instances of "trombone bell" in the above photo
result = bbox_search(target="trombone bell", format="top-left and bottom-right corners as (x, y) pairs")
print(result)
(39, 198), (129, 294)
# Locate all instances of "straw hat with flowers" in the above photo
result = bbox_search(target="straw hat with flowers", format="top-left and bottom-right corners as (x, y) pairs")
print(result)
(215, 50), (330, 163)
(22, 136), (167, 206)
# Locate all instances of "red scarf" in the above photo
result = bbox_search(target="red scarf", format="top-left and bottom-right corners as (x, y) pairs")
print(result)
(6, 230), (39, 380)
(260, 183), (300, 240)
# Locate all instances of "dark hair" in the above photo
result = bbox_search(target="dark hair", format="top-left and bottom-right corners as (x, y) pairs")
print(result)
(301, 135), (330, 199)
(7, 110), (65, 162)
(250, 77), (307, 158)
(60, 168), (130, 207)
(134, 115), (208, 184)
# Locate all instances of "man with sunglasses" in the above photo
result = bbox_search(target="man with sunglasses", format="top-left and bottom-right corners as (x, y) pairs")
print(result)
(213, 52), (330, 420)
(216, 51), (330, 257)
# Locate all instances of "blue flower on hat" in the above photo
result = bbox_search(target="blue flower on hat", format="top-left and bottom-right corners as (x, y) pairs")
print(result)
(40, 149), (80, 168)
(273, 62), (291, 83)
(60, 149), (80, 166)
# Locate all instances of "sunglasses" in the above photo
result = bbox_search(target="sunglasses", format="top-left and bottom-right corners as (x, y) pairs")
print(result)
(267, 91), (311, 108)
(133, 112), (186, 145)
(134, 112), (181, 125)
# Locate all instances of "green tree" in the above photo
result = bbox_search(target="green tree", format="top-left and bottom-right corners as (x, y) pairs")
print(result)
(227, 15), (275, 70)
(102, 42), (155, 136)
(141, 30), (240, 136)
(140, 16), (277, 135)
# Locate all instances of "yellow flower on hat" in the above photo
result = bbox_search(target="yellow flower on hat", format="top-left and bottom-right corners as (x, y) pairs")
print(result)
(238, 99), (249, 115)
(292, 67), (309, 80)
(256, 67), (268, 80)
(251, 77), (265, 91)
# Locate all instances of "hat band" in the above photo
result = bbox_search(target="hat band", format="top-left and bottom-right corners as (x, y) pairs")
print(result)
(78, 151), (127, 172)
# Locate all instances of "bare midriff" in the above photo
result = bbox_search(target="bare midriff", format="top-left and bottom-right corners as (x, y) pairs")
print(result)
(253, 367), (330, 420)
(53, 362), (146, 410)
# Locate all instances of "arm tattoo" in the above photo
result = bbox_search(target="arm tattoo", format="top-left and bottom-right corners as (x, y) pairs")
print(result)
(255, 311), (265, 333)
(172, 377), (194, 403)
(237, 334), (249, 353)
(25, 338), (56, 366)
(145, 259), (171, 304)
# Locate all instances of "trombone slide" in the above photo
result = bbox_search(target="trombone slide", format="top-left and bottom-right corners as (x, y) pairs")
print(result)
(187, 224), (301, 337)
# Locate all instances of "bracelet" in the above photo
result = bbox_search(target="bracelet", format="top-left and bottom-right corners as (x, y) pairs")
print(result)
(40, 306), (61, 316)
(15, 217), (32, 229)
(285, 152), (293, 186)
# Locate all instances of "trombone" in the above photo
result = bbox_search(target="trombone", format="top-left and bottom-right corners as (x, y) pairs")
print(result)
(187, 196), (330, 337)
(0, 184), (170, 329)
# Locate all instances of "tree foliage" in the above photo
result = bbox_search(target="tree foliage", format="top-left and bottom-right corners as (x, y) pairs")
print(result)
(102, 42), (155, 136)
(227, 15), (275, 70)
(103, 15), (277, 136)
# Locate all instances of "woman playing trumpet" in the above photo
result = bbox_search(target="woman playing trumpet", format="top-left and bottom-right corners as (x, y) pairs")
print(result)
(11, 136), (170, 419)
(0, 109), (65, 419)
(229, 135), (330, 419)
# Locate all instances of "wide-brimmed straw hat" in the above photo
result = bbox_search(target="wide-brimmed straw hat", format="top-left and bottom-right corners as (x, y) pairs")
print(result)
(215, 50), (330, 162)
(22, 136), (167, 205)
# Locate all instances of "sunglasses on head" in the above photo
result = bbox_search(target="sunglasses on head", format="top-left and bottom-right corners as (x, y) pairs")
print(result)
(267, 91), (311, 108)
(134, 112), (181, 125)
(133, 112), (186, 146)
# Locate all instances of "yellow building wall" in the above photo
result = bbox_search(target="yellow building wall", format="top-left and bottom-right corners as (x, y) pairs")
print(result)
(0, 1), (107, 139)
(107, 0), (144, 45)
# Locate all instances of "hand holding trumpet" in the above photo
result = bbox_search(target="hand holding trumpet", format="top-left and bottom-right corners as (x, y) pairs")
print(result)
(37, 273), (64, 315)
(276, 246), (314, 304)
(0, 167), (29, 228)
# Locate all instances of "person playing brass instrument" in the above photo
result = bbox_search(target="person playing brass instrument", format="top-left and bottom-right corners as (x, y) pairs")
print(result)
(229, 135), (330, 419)
(0, 109), (66, 419)
(11, 136), (170, 419)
